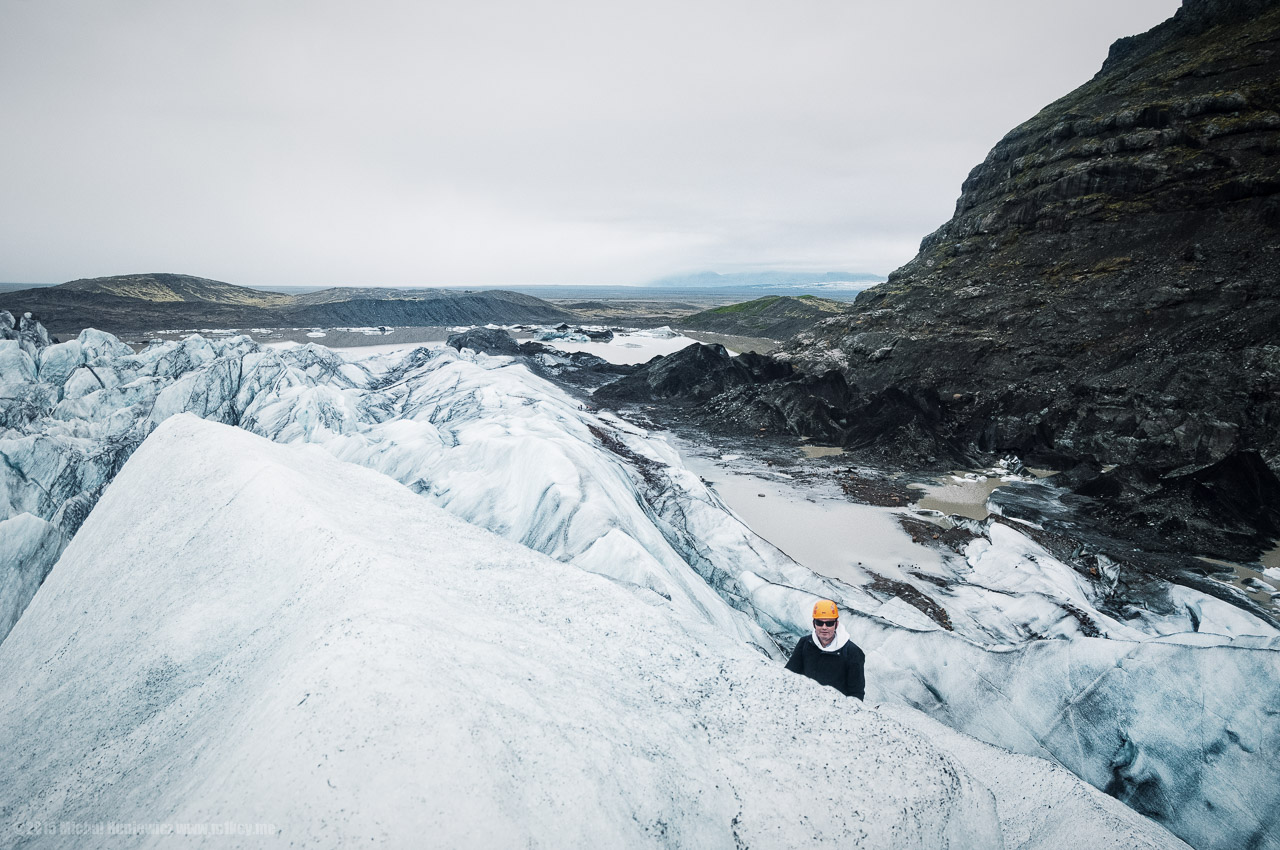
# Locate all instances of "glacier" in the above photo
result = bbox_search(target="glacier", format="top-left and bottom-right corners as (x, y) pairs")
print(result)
(0, 317), (1277, 848)
(0, 416), (1185, 849)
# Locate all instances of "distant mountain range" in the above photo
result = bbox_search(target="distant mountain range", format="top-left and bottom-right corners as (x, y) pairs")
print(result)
(0, 273), (574, 337)
(648, 271), (884, 289)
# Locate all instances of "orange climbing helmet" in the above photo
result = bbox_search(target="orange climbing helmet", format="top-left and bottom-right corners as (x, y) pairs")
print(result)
(812, 599), (839, 620)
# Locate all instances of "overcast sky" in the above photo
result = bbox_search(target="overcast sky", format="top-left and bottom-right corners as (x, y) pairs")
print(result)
(1, 0), (1182, 287)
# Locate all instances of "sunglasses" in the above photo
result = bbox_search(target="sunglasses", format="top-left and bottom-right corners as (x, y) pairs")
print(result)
(813, 619), (837, 628)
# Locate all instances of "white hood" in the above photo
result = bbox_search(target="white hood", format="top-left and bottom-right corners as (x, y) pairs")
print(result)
(811, 621), (850, 653)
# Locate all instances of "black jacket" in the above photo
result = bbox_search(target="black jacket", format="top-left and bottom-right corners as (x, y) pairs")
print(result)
(785, 635), (865, 700)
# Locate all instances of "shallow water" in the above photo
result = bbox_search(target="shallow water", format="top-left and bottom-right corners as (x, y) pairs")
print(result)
(1197, 555), (1280, 612)
(908, 474), (1008, 520)
(671, 437), (945, 586)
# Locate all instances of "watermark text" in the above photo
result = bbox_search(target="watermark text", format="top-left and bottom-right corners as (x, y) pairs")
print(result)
(12, 821), (277, 837)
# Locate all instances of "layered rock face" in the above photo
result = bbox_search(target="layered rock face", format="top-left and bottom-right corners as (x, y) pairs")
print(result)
(785, 0), (1280, 477)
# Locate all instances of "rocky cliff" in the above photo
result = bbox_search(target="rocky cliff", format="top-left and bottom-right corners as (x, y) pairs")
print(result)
(784, 0), (1280, 479)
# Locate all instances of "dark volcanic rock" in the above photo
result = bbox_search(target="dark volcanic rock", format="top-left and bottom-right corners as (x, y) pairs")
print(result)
(594, 343), (758, 402)
(782, 0), (1280, 473)
(446, 327), (524, 356)
(520, 347), (636, 388)
(1072, 450), (1280, 560)
(596, 344), (976, 463)
(842, 387), (975, 466)
(735, 350), (797, 382)
(771, 0), (1280, 552)
(445, 326), (634, 388)
(702, 370), (853, 443)
(705, 378), (977, 465)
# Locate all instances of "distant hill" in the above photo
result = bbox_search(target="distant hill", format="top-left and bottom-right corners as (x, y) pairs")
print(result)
(58, 273), (294, 307)
(0, 273), (573, 336)
(649, 271), (884, 289)
(290, 286), (487, 305)
(677, 295), (851, 339)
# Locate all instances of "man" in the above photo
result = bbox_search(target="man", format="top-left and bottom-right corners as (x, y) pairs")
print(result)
(784, 599), (865, 700)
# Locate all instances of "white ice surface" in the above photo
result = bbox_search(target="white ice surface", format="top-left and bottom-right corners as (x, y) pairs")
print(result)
(736, 570), (1280, 850)
(0, 340), (37, 385)
(0, 513), (66, 641)
(1, 329), (1275, 849)
(879, 705), (1185, 850)
(965, 523), (1093, 611)
(1166, 584), (1280, 638)
(0, 416), (1014, 849)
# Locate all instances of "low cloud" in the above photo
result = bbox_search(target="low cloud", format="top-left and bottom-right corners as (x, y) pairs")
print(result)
(0, 0), (1181, 286)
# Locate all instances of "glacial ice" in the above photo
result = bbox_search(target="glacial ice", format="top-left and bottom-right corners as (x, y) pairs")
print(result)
(0, 416), (1186, 849)
(735, 569), (1280, 850)
(0, 513), (65, 641)
(880, 705), (1190, 850)
(635, 325), (680, 338)
(0, 310), (52, 356)
(0, 324), (1276, 848)
(533, 328), (590, 342)
(0, 341), (37, 386)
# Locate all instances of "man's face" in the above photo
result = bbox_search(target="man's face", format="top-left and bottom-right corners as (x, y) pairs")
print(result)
(814, 618), (837, 647)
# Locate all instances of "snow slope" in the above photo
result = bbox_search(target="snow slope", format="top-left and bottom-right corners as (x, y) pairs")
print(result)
(0, 415), (1146, 849)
